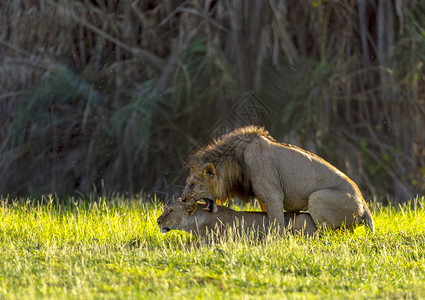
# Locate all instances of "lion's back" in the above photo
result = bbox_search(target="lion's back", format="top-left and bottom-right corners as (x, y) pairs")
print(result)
(243, 136), (361, 211)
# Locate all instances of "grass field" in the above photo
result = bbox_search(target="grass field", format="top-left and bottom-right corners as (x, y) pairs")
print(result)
(1, 195), (424, 299)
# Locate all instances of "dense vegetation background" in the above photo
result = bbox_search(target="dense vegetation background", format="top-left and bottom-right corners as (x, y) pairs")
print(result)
(0, 0), (424, 202)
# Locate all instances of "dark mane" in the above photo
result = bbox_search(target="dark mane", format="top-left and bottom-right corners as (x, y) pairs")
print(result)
(188, 126), (274, 200)
(189, 126), (274, 166)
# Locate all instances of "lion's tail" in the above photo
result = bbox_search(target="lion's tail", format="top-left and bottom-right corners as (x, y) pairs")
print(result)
(362, 204), (375, 234)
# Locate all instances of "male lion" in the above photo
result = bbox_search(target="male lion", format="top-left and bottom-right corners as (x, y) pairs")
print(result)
(181, 126), (374, 233)
(157, 199), (317, 240)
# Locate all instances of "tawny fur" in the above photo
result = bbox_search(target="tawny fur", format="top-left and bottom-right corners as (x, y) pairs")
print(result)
(187, 127), (271, 201)
(181, 126), (374, 233)
(157, 200), (317, 240)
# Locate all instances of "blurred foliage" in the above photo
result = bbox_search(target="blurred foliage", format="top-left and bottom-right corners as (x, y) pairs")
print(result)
(0, 0), (424, 202)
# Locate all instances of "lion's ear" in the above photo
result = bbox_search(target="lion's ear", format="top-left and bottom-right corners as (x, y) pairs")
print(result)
(202, 163), (216, 178)
(184, 204), (197, 216)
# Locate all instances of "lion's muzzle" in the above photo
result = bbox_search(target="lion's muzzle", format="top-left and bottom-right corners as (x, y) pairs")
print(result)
(203, 198), (216, 212)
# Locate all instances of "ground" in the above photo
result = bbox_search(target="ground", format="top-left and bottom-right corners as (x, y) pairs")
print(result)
(0, 195), (424, 299)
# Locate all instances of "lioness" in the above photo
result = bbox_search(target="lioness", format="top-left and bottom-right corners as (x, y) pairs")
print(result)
(157, 200), (317, 239)
(181, 126), (374, 233)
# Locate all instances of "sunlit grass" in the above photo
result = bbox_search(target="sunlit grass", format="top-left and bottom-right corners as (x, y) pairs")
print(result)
(0, 195), (424, 299)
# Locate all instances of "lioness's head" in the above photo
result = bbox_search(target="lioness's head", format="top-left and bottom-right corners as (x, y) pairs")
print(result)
(181, 163), (217, 208)
(157, 199), (197, 234)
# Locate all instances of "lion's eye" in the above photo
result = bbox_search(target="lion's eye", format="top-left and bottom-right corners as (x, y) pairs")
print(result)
(189, 183), (195, 189)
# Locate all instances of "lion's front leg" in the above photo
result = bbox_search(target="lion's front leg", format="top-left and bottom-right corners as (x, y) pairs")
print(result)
(245, 141), (286, 233)
(251, 177), (285, 233)
(261, 194), (285, 233)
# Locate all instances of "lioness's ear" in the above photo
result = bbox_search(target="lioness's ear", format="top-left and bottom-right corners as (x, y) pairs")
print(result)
(202, 163), (216, 178)
(184, 204), (197, 216)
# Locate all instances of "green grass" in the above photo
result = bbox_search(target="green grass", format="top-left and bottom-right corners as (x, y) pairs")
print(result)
(1, 195), (425, 299)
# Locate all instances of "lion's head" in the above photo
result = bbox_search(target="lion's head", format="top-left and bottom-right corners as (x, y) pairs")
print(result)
(182, 127), (263, 211)
(181, 163), (217, 207)
(156, 199), (197, 233)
